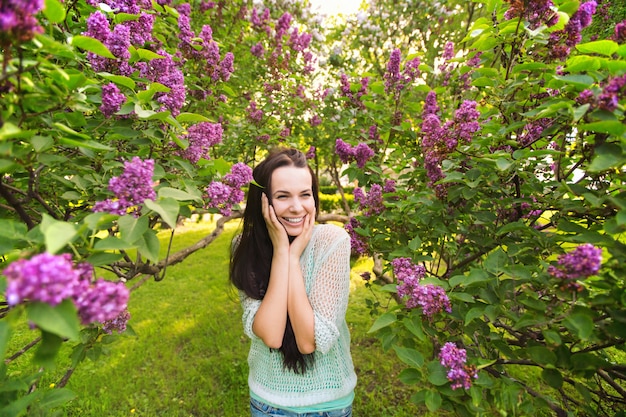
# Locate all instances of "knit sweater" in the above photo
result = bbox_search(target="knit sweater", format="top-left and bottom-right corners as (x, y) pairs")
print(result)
(239, 223), (357, 408)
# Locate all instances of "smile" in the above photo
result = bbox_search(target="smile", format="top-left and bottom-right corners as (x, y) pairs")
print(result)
(283, 217), (304, 224)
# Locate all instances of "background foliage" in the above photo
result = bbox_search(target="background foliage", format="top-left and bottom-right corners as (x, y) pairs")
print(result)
(1, 0), (625, 416)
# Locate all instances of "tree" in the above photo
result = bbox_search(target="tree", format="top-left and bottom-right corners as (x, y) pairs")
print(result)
(328, 0), (626, 415)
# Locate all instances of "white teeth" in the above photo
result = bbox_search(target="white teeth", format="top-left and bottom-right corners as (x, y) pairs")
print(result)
(284, 217), (303, 223)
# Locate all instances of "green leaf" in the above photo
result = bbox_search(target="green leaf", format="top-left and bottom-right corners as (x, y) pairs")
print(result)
(576, 40), (619, 57)
(0, 322), (10, 360)
(527, 346), (557, 366)
(94, 236), (134, 251)
(40, 214), (78, 254)
(39, 388), (77, 410)
(58, 137), (114, 151)
(564, 313), (594, 340)
(542, 368), (563, 389)
(495, 158), (512, 171)
(27, 300), (80, 341)
(158, 187), (202, 203)
(34, 331), (63, 369)
(85, 252), (124, 267)
(484, 248), (507, 274)
(393, 346), (424, 368)
(588, 143), (624, 172)
(137, 229), (160, 263)
(398, 368), (422, 384)
(72, 35), (116, 59)
(402, 317), (426, 341)
(43, 0), (66, 23)
(426, 361), (449, 386)
(144, 197), (180, 229)
(368, 312), (397, 333)
(465, 307), (485, 326)
(134, 48), (166, 61)
(580, 121), (626, 136)
(176, 113), (212, 123)
(408, 235), (421, 251)
(118, 215), (149, 244)
(425, 390), (442, 412)
(98, 73), (136, 90)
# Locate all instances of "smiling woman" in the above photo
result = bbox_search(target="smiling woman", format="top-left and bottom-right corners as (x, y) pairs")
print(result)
(230, 148), (357, 416)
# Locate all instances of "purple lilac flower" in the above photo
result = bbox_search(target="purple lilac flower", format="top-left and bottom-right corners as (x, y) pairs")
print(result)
(141, 50), (186, 116)
(598, 75), (626, 112)
(354, 184), (385, 216)
(383, 179), (396, 193)
(178, 122), (224, 164)
(518, 118), (552, 147)
(205, 163), (252, 216)
(549, 1), (597, 59)
(224, 162), (253, 188)
(423, 91), (440, 116)
(102, 308), (131, 334)
(251, 42), (265, 57)
(614, 20), (626, 43)
(335, 138), (354, 164)
(353, 143), (374, 168)
(548, 243), (602, 291)
(3, 253), (79, 306)
(246, 101), (264, 124)
(442, 42), (455, 60)
(85, 11), (110, 42)
(93, 157), (156, 216)
(289, 28), (312, 52)
(275, 12), (292, 39)
(310, 115), (322, 127)
(504, 0), (558, 30)
(306, 146), (316, 160)
(384, 48), (402, 94)
(100, 83), (126, 118)
(345, 217), (369, 255)
(0, 0), (44, 43)
(439, 342), (478, 390)
(74, 279), (129, 326)
(392, 257), (450, 317)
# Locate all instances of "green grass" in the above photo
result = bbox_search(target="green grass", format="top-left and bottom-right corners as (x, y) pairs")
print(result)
(6, 220), (426, 416)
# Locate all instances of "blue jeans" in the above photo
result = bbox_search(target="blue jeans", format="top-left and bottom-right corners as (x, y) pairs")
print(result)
(250, 397), (352, 417)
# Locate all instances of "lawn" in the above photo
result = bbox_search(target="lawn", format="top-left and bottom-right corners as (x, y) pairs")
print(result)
(7, 219), (427, 416)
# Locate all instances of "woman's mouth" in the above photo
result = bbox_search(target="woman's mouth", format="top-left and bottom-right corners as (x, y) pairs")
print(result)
(283, 217), (304, 224)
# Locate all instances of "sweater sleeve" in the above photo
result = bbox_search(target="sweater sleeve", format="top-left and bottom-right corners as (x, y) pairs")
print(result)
(307, 225), (352, 354)
(240, 291), (262, 340)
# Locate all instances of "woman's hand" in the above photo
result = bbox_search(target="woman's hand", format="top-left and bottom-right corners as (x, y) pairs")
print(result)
(261, 193), (289, 250)
(289, 208), (315, 259)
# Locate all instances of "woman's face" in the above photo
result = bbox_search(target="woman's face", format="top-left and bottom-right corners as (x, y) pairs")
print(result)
(269, 166), (315, 237)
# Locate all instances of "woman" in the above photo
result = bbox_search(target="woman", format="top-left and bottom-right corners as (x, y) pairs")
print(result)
(230, 148), (357, 417)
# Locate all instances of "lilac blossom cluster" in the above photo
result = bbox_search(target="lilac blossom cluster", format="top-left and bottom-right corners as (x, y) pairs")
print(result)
(345, 217), (369, 256)
(420, 92), (481, 198)
(548, 243), (602, 291)
(204, 162), (253, 216)
(177, 122), (224, 164)
(517, 118), (553, 147)
(177, 9), (235, 82)
(100, 83), (126, 118)
(577, 75), (626, 112)
(84, 5), (190, 117)
(335, 139), (375, 168)
(392, 257), (451, 317)
(306, 146), (316, 160)
(384, 49), (421, 95)
(93, 157), (156, 216)
(339, 73), (370, 109)
(439, 342), (478, 390)
(504, 0), (559, 30)
(614, 20), (626, 43)
(548, 1), (597, 60)
(3, 253), (130, 330)
(354, 184), (385, 217)
(249, 9), (314, 75)
(0, 0), (44, 44)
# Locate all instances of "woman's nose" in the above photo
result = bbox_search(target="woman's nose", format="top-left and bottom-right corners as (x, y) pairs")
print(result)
(290, 199), (302, 211)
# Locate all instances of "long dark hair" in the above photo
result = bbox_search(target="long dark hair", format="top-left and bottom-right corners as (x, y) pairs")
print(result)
(230, 148), (320, 374)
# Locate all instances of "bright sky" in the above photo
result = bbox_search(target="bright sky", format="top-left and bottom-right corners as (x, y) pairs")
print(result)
(308, 0), (363, 17)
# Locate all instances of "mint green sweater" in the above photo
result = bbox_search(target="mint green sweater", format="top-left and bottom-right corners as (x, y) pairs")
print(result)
(239, 224), (357, 408)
